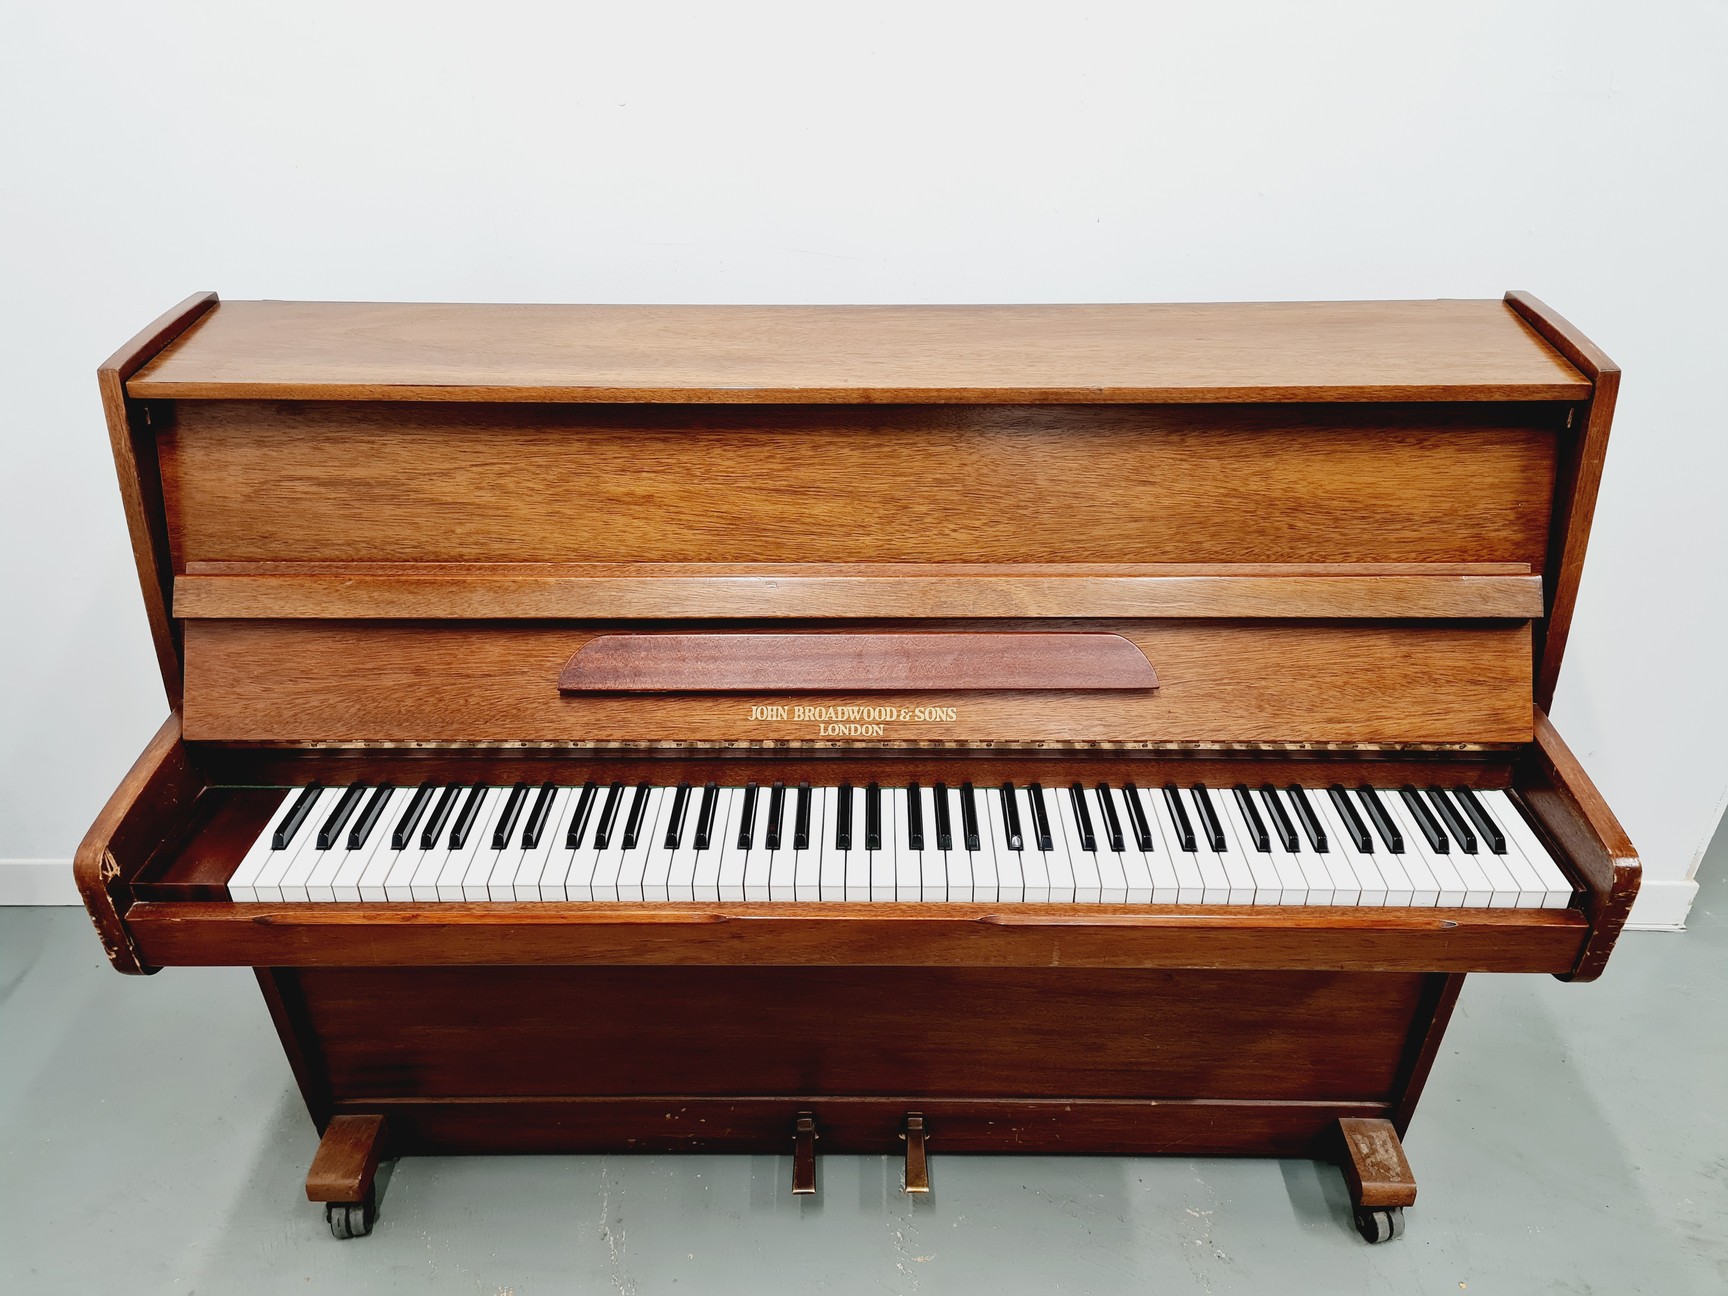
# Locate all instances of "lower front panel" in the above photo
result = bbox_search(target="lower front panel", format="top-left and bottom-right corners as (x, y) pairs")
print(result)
(266, 966), (1450, 1155)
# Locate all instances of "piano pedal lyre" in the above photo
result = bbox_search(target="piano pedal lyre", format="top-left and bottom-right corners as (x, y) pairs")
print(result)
(791, 1112), (819, 1196)
(900, 1113), (931, 1194)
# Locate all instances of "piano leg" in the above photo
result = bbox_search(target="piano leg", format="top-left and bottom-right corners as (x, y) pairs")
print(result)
(306, 1113), (388, 1239)
(1337, 1116), (1416, 1243)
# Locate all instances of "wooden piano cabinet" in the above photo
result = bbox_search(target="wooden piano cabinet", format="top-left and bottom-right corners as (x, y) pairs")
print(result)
(255, 963), (1464, 1160)
(80, 295), (1639, 1243)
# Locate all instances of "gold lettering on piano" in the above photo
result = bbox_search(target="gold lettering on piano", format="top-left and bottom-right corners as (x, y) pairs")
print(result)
(748, 703), (960, 737)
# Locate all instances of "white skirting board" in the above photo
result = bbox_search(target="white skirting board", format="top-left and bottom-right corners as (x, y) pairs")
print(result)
(0, 858), (1702, 928)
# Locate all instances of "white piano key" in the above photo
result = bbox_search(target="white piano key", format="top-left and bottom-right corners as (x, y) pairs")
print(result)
(1108, 788), (1154, 904)
(455, 790), (515, 901)
(353, 788), (418, 902)
(819, 786), (849, 901)
(228, 790), (297, 901)
(1126, 786), (1181, 904)
(505, 787), (577, 901)
(843, 785), (874, 902)
(586, 785), (635, 902)
(1029, 785), (1074, 903)
(792, 786), (824, 900)
(1314, 792), (1385, 905)
(273, 788), (343, 902)
(561, 785), (614, 902)
(1149, 789), (1206, 904)
(639, 786), (686, 902)
(743, 785), (779, 902)
(1012, 789), (1052, 902)
(936, 785), (971, 901)
(1220, 791), (1282, 904)
(1088, 787), (1129, 903)
(616, 786), (667, 902)
(987, 787), (1025, 903)
(665, 789), (705, 902)
(1052, 785), (1101, 903)
(1357, 791), (1415, 906)
(965, 786), (1000, 903)
(694, 787), (739, 902)
(1481, 791), (1576, 908)
(1378, 793), (1445, 907)
(917, 786), (947, 901)
(716, 787), (751, 902)
(1207, 791), (1259, 905)
(866, 788), (897, 901)
(893, 788), (923, 901)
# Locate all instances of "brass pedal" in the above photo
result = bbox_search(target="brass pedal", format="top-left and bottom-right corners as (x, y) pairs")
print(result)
(900, 1113), (930, 1194)
(792, 1112), (818, 1196)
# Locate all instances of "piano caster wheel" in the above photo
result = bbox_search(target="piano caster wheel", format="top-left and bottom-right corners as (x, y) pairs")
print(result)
(1354, 1206), (1404, 1244)
(326, 1190), (376, 1240)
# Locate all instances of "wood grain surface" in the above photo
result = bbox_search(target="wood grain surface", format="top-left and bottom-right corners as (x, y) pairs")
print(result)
(157, 400), (1562, 567)
(180, 618), (1535, 745)
(174, 562), (1544, 621)
(557, 630), (1161, 692)
(128, 299), (1589, 403)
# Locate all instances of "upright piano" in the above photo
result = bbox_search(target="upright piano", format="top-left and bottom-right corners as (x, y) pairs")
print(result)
(78, 293), (1640, 1242)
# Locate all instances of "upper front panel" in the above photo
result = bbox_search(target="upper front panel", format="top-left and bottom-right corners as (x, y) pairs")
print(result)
(128, 299), (1589, 404)
(159, 401), (1560, 567)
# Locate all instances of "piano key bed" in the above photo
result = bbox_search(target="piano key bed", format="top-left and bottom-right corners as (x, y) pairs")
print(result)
(227, 779), (1575, 909)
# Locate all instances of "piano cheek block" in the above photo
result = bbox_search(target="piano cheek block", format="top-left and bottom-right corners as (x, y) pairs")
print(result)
(556, 631), (1161, 694)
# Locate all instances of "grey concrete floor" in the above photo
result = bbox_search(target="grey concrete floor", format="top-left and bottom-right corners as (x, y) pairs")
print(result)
(3, 841), (1725, 1296)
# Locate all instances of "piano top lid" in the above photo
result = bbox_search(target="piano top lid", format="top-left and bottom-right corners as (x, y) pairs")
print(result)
(127, 298), (1590, 405)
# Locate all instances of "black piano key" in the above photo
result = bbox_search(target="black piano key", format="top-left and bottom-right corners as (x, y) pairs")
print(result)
(1068, 782), (1096, 852)
(793, 782), (812, 850)
(1355, 787), (1403, 854)
(1426, 787), (1477, 854)
(1284, 784), (1327, 853)
(448, 785), (488, 850)
(1232, 784), (1270, 852)
(694, 782), (720, 850)
(865, 782), (882, 851)
(906, 782), (924, 851)
(273, 784), (324, 850)
(391, 782), (436, 851)
(933, 782), (953, 851)
(736, 783), (760, 850)
(663, 783), (692, 850)
(1258, 784), (1299, 853)
(423, 785), (462, 850)
(999, 783), (1023, 852)
(520, 782), (558, 849)
(1453, 787), (1507, 854)
(834, 782), (854, 851)
(1094, 784), (1124, 852)
(1122, 783), (1154, 851)
(317, 784), (368, 850)
(447, 785), (489, 850)
(491, 782), (530, 850)
(591, 782), (626, 850)
(347, 784), (396, 850)
(764, 782), (786, 851)
(1399, 786), (1448, 853)
(564, 781), (599, 849)
(1327, 785), (1372, 852)
(1189, 784), (1225, 852)
(1028, 783), (1054, 852)
(622, 782), (653, 850)
(1162, 784), (1196, 852)
(960, 782), (981, 852)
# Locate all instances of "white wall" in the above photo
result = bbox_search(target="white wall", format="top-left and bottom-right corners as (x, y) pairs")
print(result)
(2, 1), (1723, 922)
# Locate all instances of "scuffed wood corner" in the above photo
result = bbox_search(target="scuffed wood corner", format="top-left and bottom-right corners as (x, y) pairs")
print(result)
(73, 715), (202, 976)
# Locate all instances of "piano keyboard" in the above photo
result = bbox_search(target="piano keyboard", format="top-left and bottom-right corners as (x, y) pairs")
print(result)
(226, 780), (1575, 908)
